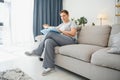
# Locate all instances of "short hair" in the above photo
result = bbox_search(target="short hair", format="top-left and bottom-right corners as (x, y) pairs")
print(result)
(60, 10), (69, 15)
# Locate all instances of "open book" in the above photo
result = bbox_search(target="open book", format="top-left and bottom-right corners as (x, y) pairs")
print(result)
(41, 27), (60, 35)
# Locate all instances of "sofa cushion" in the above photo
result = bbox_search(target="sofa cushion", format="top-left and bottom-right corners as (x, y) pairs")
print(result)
(55, 46), (60, 54)
(107, 32), (120, 54)
(59, 44), (103, 62)
(91, 48), (120, 70)
(35, 35), (44, 42)
(108, 24), (120, 47)
(78, 25), (111, 47)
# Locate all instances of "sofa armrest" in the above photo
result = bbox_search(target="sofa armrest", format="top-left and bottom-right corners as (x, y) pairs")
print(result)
(35, 35), (44, 42)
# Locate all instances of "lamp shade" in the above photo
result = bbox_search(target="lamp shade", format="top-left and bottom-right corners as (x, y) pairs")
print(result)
(97, 13), (108, 25)
(97, 14), (107, 20)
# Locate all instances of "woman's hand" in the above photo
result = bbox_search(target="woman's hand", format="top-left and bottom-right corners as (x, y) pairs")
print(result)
(43, 24), (49, 29)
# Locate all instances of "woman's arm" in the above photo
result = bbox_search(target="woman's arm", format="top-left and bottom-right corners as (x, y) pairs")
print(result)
(59, 28), (77, 37)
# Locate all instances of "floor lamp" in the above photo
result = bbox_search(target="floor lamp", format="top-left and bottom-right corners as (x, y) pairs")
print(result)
(97, 14), (107, 26)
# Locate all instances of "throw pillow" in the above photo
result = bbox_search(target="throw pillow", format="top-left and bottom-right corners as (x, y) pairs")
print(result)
(107, 32), (120, 54)
(41, 27), (60, 35)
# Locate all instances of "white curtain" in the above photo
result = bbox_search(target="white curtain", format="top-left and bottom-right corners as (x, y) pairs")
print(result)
(11, 0), (34, 45)
(0, 1), (11, 45)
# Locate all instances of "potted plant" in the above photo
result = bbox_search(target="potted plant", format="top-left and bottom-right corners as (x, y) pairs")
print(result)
(117, 0), (120, 3)
(77, 16), (87, 26)
(72, 16), (88, 27)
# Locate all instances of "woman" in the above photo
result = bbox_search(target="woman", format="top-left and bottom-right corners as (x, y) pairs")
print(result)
(25, 10), (78, 76)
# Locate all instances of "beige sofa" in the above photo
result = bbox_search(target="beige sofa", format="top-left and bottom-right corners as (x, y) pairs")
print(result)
(35, 24), (120, 80)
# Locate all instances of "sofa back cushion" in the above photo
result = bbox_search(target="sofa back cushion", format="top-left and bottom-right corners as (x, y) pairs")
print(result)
(108, 24), (120, 47)
(78, 25), (111, 47)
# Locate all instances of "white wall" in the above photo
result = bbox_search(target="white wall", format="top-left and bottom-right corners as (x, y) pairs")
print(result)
(63, 0), (115, 25)
(11, 0), (34, 45)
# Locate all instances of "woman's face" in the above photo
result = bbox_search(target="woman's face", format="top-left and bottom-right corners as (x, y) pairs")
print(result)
(60, 12), (69, 23)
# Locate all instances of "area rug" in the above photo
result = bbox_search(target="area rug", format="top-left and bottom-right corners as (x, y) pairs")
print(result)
(0, 68), (33, 80)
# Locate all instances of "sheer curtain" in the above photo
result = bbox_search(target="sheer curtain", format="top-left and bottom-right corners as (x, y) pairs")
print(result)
(0, 0), (11, 45)
(33, 0), (63, 37)
(11, 0), (34, 45)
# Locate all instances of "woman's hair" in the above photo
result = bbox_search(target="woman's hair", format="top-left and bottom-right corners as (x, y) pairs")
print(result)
(60, 10), (69, 15)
